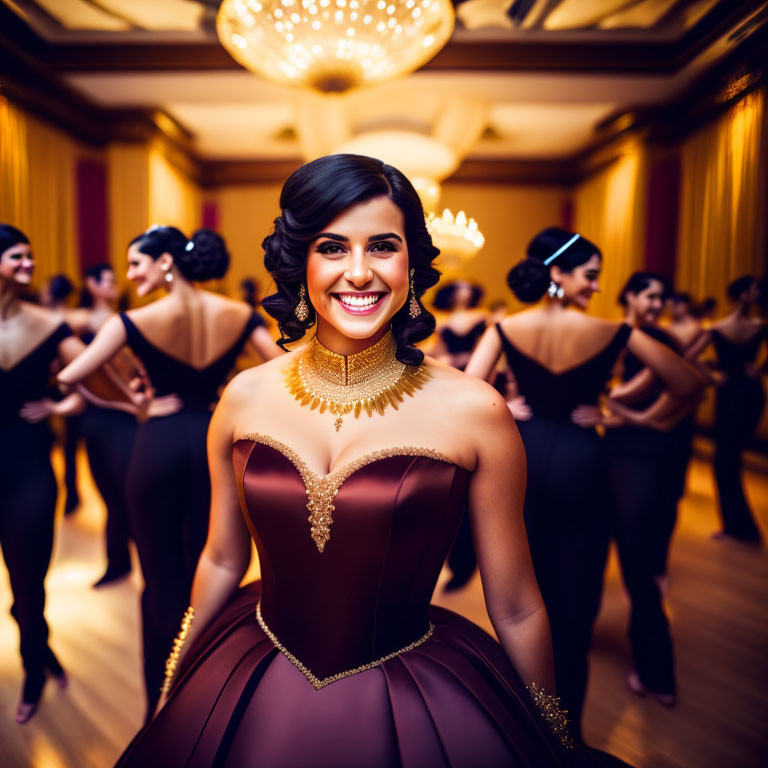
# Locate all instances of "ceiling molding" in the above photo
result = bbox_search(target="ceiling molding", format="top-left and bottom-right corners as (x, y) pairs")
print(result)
(2, 1), (763, 75)
(2, 1), (766, 190)
(198, 158), (303, 188)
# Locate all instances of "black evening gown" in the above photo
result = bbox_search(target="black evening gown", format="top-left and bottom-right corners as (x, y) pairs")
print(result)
(0, 323), (71, 699)
(119, 311), (265, 718)
(116, 435), (632, 767)
(606, 325), (679, 697)
(710, 327), (767, 541)
(440, 319), (486, 589)
(496, 322), (632, 738)
(78, 329), (136, 578)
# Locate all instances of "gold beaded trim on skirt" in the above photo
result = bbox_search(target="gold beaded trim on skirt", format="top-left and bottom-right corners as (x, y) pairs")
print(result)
(256, 602), (435, 691)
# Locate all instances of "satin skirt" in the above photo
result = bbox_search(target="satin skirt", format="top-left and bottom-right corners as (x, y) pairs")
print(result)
(115, 583), (630, 768)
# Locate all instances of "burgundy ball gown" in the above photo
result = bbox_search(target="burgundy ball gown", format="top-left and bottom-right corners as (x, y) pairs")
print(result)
(115, 434), (631, 768)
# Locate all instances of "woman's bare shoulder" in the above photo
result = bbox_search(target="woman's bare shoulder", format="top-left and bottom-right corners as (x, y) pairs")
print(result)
(425, 357), (512, 425)
(22, 302), (64, 332)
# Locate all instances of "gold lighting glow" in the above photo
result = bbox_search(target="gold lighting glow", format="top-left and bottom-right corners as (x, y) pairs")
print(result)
(217, 0), (455, 92)
(427, 208), (485, 261)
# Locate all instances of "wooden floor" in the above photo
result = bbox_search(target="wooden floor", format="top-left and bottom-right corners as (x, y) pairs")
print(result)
(0, 445), (766, 768)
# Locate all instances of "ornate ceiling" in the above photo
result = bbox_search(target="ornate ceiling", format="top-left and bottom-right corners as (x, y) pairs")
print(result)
(2, 0), (767, 167)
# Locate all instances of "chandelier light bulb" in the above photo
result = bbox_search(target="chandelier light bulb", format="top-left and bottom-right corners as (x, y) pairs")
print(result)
(427, 208), (485, 261)
(217, 0), (455, 92)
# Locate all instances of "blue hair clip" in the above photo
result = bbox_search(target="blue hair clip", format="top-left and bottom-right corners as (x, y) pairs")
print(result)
(185, 241), (194, 251)
(544, 234), (580, 266)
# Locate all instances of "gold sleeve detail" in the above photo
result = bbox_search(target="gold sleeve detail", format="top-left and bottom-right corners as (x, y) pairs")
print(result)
(160, 606), (195, 697)
(526, 682), (575, 749)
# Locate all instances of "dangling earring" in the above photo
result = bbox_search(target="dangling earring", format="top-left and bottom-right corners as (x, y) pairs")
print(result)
(408, 268), (421, 318)
(548, 281), (563, 300)
(164, 268), (173, 284)
(295, 283), (309, 322)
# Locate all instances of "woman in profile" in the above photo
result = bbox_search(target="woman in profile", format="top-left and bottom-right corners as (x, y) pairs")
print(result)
(686, 275), (766, 542)
(465, 228), (703, 737)
(114, 156), (632, 767)
(58, 226), (281, 721)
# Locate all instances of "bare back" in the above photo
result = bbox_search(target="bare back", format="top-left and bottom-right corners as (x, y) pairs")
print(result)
(127, 291), (253, 370)
(498, 308), (622, 375)
(712, 315), (767, 345)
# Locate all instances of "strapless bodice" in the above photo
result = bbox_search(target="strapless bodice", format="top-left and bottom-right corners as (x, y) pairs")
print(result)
(233, 435), (470, 683)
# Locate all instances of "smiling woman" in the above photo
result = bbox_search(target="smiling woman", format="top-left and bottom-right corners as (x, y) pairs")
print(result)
(113, 155), (634, 768)
(261, 154), (440, 362)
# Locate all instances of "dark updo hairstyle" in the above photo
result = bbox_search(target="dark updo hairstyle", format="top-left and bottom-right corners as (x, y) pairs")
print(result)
(49, 274), (74, 302)
(0, 224), (29, 256)
(672, 291), (691, 306)
(727, 275), (757, 302)
(506, 226), (601, 303)
(618, 271), (671, 307)
(129, 226), (229, 283)
(433, 281), (484, 311)
(79, 263), (114, 308)
(261, 154), (441, 365)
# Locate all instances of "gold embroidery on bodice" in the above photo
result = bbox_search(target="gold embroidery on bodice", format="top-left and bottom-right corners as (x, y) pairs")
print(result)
(256, 602), (435, 690)
(239, 433), (453, 553)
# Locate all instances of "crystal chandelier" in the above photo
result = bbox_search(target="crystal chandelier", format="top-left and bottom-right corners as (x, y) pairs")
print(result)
(427, 208), (485, 261)
(217, 0), (455, 93)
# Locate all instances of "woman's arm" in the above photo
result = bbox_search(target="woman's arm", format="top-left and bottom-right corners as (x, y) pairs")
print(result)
(57, 314), (128, 386)
(626, 328), (705, 398)
(249, 325), (283, 361)
(465, 325), (504, 382)
(684, 330), (713, 362)
(465, 383), (554, 691)
(609, 368), (657, 405)
(155, 374), (253, 712)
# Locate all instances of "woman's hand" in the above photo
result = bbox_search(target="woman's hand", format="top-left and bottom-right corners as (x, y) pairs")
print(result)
(19, 393), (85, 422)
(146, 394), (184, 418)
(19, 398), (56, 423)
(507, 395), (532, 421)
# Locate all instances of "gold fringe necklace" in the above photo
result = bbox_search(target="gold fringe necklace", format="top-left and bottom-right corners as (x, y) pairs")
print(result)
(284, 331), (430, 431)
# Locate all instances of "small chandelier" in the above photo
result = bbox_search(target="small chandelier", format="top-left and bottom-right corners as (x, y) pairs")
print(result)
(427, 208), (485, 261)
(217, 0), (455, 93)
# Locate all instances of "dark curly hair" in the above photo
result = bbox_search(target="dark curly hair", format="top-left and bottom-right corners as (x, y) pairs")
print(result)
(433, 280), (484, 311)
(130, 226), (229, 283)
(261, 154), (441, 365)
(506, 226), (601, 303)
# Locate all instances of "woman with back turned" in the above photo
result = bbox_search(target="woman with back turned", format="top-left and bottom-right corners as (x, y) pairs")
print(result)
(466, 227), (703, 738)
(58, 226), (281, 721)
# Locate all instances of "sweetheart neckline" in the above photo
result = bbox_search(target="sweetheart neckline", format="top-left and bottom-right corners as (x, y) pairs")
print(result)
(235, 432), (466, 482)
(235, 433), (468, 552)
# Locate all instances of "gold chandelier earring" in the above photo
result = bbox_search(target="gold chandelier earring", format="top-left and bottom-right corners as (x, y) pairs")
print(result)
(295, 283), (310, 322)
(408, 268), (421, 319)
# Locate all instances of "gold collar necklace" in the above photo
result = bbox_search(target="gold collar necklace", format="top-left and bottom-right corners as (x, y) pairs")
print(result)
(285, 331), (430, 431)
